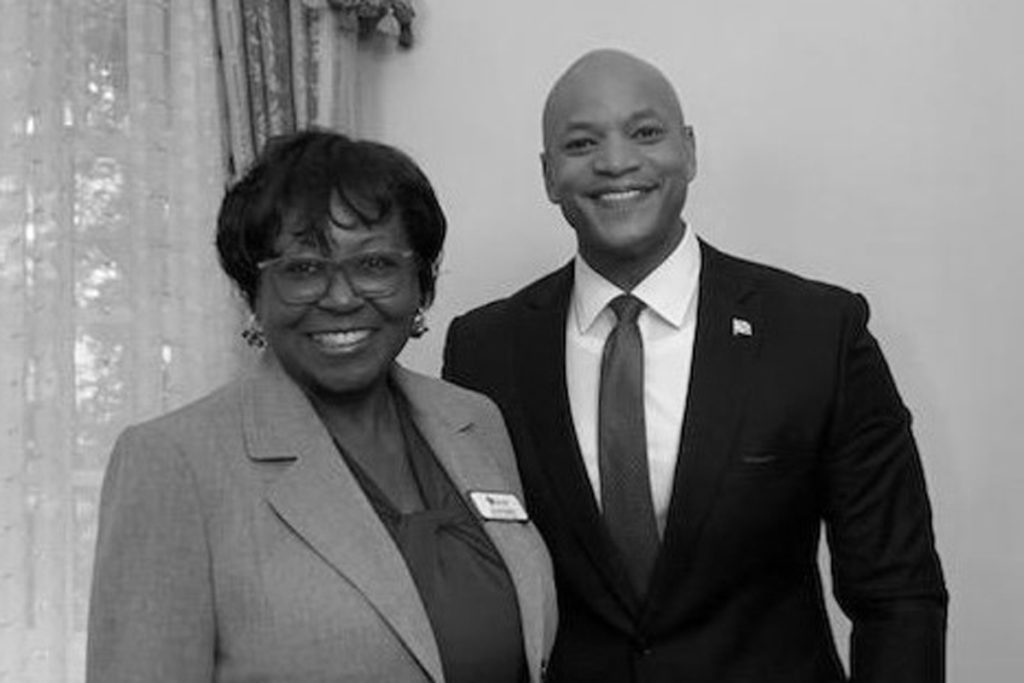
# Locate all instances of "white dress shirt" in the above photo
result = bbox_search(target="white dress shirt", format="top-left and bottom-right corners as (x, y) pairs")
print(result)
(565, 225), (701, 536)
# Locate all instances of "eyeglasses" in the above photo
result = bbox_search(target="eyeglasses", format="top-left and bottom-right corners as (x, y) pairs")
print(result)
(258, 249), (417, 304)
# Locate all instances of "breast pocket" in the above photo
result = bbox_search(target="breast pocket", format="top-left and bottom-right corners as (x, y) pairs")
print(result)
(729, 448), (817, 479)
(708, 446), (821, 545)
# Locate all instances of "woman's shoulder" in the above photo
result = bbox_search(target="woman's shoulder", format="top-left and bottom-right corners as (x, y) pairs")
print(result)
(113, 377), (249, 462)
(393, 365), (503, 421)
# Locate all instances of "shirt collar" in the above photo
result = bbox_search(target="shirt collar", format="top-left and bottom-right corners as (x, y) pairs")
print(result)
(571, 223), (701, 333)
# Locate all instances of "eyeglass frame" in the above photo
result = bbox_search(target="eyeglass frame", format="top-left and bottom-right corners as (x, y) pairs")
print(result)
(257, 248), (419, 304)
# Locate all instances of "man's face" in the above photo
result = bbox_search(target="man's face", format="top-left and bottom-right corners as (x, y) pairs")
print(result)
(541, 56), (695, 287)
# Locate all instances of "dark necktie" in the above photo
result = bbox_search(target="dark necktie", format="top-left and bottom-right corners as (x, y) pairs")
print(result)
(598, 294), (659, 599)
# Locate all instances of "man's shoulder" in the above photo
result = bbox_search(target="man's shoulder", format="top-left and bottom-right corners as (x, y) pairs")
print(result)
(704, 241), (860, 309)
(452, 263), (572, 328)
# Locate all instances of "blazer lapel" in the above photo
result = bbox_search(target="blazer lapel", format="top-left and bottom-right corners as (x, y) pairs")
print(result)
(242, 359), (445, 683)
(392, 366), (553, 682)
(514, 265), (640, 616)
(648, 242), (761, 608)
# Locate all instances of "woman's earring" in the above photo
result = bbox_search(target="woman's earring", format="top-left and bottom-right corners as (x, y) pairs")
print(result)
(241, 314), (266, 349)
(410, 308), (428, 338)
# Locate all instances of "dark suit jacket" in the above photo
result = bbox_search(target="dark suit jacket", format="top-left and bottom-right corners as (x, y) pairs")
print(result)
(442, 241), (946, 683)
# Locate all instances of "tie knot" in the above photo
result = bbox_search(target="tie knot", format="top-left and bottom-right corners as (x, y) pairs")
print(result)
(609, 294), (644, 325)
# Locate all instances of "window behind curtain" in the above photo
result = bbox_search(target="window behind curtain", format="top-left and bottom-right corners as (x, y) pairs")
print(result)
(0, 1), (243, 680)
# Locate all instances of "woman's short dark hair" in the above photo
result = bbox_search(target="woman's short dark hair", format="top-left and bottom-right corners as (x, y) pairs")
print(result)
(216, 129), (447, 310)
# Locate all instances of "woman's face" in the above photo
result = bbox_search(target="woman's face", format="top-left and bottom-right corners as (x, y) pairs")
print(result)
(255, 198), (420, 404)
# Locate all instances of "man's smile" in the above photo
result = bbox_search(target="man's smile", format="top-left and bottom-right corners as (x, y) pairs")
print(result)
(586, 183), (658, 209)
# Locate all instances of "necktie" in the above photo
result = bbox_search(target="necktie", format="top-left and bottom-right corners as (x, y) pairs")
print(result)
(599, 294), (659, 599)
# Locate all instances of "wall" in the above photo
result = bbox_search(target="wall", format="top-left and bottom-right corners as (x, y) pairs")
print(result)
(359, 1), (1024, 678)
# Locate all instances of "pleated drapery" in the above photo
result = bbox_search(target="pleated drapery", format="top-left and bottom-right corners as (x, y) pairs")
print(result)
(213, 0), (362, 179)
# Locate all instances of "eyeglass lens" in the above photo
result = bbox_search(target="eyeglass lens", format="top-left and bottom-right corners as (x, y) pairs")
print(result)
(268, 252), (413, 303)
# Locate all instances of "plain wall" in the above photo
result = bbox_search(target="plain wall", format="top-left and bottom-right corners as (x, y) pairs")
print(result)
(359, 1), (1024, 678)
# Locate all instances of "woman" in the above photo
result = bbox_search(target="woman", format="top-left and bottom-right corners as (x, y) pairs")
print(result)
(86, 130), (557, 682)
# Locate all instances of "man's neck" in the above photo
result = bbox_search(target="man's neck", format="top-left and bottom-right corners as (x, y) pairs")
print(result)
(580, 221), (686, 291)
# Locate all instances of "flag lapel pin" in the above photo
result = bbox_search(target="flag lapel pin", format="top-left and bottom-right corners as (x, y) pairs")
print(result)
(732, 317), (753, 337)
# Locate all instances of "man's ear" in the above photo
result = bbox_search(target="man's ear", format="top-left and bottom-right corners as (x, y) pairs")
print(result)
(683, 125), (698, 182)
(540, 151), (560, 204)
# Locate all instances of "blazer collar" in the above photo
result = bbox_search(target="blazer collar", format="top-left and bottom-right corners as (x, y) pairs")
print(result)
(242, 357), (445, 682)
(395, 366), (553, 679)
(242, 358), (551, 681)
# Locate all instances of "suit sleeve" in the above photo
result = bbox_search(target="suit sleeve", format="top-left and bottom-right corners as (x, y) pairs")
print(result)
(441, 314), (465, 385)
(86, 426), (215, 683)
(823, 294), (947, 683)
(443, 313), (484, 391)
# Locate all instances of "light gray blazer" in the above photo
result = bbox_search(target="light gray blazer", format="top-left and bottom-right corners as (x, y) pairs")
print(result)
(86, 357), (557, 682)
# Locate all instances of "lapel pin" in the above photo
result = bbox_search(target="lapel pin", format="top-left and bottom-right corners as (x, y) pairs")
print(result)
(732, 317), (753, 337)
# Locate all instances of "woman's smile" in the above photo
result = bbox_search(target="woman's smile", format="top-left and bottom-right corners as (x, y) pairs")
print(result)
(307, 328), (374, 354)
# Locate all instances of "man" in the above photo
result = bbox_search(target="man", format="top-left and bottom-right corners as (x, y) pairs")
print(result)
(443, 49), (947, 682)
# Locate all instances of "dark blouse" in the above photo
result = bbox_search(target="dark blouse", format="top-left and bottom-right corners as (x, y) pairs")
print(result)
(336, 396), (527, 683)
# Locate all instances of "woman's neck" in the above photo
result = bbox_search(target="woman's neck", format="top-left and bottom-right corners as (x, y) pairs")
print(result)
(311, 376), (423, 512)
(309, 378), (399, 446)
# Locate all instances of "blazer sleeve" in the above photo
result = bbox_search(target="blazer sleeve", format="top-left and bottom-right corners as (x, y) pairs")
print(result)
(823, 293), (948, 683)
(87, 426), (216, 683)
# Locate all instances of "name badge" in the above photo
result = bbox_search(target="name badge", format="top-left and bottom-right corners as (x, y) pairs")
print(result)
(469, 491), (529, 522)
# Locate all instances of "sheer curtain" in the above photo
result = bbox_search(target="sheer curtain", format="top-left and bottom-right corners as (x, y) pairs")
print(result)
(1, 1), (241, 681)
(1, 0), (367, 677)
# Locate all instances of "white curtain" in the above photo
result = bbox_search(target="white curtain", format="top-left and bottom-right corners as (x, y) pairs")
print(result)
(0, 1), (243, 680)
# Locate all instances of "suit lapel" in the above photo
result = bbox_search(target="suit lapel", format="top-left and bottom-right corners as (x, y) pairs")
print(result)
(514, 265), (640, 616)
(242, 359), (444, 683)
(648, 242), (761, 606)
(393, 366), (553, 682)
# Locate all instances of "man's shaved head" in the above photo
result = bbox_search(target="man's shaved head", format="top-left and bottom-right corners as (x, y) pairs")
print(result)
(539, 49), (696, 290)
(542, 49), (687, 153)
